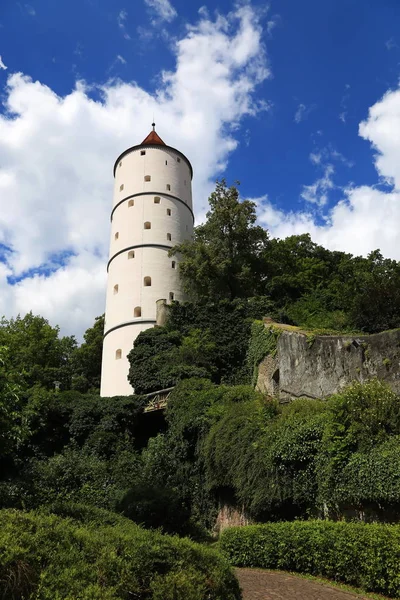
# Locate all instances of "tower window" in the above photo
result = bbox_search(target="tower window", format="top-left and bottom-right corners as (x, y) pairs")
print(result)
(144, 276), (151, 287)
(154, 196), (161, 204)
(184, 180), (187, 186)
(134, 306), (141, 317)
(167, 233), (172, 241)
(169, 292), (174, 301)
(166, 184), (171, 191)
(177, 157), (181, 163)
(144, 221), (151, 230)
(120, 184), (124, 191)
(116, 349), (122, 360)
(128, 250), (135, 259)
(128, 199), (134, 207)
(171, 261), (176, 269)
(165, 160), (168, 165)
(114, 232), (119, 240)
(141, 150), (146, 156)
(167, 208), (171, 216)
(113, 284), (119, 295)
(119, 161), (122, 167)
(144, 175), (151, 182)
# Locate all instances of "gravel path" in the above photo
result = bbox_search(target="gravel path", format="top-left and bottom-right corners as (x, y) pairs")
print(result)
(236, 569), (371, 600)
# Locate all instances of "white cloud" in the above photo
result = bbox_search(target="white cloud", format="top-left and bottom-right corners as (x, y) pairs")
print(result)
(257, 86), (400, 261)
(309, 152), (321, 165)
(0, 56), (7, 70)
(0, 4), (270, 338)
(118, 9), (131, 40)
(385, 37), (397, 51)
(301, 164), (334, 206)
(294, 102), (316, 123)
(17, 3), (36, 16)
(144, 0), (177, 23)
(108, 55), (127, 72)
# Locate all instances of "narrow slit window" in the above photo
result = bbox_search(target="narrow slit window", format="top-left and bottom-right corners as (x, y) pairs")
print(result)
(171, 261), (176, 269)
(169, 292), (174, 301)
(144, 276), (151, 287)
(165, 160), (168, 165)
(119, 161), (122, 168)
(113, 284), (119, 295)
(114, 232), (119, 240)
(141, 150), (146, 156)
(120, 184), (124, 191)
(154, 196), (161, 204)
(134, 306), (141, 317)
(167, 208), (171, 216)
(128, 199), (134, 207)
(167, 233), (172, 241)
(128, 250), (135, 259)
(116, 349), (122, 360)
(166, 184), (171, 191)
(177, 157), (181, 163)
(144, 175), (151, 182)
(144, 221), (151, 230)
(184, 180), (187, 186)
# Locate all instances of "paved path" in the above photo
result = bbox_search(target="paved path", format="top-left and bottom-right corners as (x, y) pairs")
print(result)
(236, 569), (371, 600)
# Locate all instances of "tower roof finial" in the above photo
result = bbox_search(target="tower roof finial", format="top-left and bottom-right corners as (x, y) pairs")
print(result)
(152, 122), (156, 131)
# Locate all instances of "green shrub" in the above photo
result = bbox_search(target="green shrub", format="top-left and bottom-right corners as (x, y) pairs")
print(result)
(220, 520), (400, 597)
(0, 509), (241, 600)
(38, 502), (136, 530)
(332, 435), (400, 506)
(318, 380), (400, 509)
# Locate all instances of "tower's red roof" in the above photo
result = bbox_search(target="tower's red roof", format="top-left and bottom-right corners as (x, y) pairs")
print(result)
(141, 124), (165, 146)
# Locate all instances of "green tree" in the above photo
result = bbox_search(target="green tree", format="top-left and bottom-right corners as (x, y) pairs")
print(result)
(71, 315), (105, 393)
(171, 180), (269, 301)
(0, 346), (25, 460)
(0, 312), (77, 390)
(349, 250), (400, 332)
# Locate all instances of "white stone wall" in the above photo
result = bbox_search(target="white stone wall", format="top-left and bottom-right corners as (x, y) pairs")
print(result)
(100, 144), (193, 397)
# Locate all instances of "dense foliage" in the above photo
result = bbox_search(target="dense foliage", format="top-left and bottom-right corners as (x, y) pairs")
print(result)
(146, 379), (400, 525)
(172, 181), (400, 334)
(0, 508), (240, 600)
(3, 179), (400, 596)
(220, 521), (400, 597)
(128, 298), (274, 393)
(0, 312), (104, 394)
(170, 179), (269, 301)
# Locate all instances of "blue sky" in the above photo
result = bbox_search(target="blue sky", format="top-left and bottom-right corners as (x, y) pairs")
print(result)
(0, 0), (400, 336)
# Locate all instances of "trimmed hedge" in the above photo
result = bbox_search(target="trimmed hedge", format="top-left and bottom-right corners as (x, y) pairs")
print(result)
(0, 509), (241, 600)
(220, 520), (400, 597)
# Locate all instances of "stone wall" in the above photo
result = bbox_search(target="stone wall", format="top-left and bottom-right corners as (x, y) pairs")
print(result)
(257, 325), (400, 401)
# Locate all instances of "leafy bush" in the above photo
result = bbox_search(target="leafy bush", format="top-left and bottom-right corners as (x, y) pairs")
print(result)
(318, 380), (400, 509)
(28, 447), (141, 510)
(221, 520), (400, 597)
(0, 509), (241, 600)
(332, 435), (400, 507)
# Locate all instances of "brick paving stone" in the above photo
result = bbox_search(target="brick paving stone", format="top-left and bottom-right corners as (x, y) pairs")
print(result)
(236, 569), (371, 600)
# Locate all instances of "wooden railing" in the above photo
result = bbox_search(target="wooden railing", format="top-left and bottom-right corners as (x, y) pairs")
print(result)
(144, 387), (175, 413)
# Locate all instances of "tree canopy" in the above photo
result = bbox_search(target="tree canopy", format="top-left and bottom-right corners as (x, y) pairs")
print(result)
(171, 179), (269, 301)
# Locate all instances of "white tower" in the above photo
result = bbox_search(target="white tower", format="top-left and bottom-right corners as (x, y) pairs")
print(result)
(100, 125), (194, 397)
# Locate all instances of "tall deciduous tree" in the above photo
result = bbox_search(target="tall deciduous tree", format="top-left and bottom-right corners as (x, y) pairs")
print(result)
(171, 180), (269, 301)
(0, 313), (77, 391)
(71, 315), (105, 393)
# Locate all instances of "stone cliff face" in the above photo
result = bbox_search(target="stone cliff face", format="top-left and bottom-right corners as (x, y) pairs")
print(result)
(257, 326), (400, 401)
